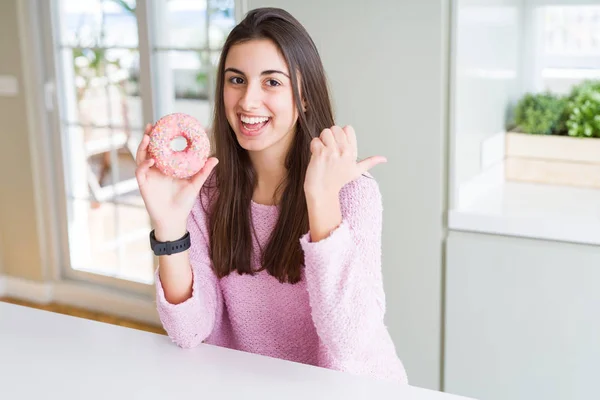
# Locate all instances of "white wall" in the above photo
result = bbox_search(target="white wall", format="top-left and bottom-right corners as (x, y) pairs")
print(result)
(0, 0), (46, 282)
(247, 0), (449, 390)
(445, 231), (600, 400)
(450, 0), (523, 207)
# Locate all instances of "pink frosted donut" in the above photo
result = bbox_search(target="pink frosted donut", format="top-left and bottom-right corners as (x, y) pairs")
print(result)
(148, 113), (210, 179)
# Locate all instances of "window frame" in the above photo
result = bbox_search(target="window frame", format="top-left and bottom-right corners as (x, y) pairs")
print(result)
(36, 0), (245, 296)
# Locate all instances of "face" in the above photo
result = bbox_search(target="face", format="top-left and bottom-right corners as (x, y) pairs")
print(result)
(223, 39), (300, 156)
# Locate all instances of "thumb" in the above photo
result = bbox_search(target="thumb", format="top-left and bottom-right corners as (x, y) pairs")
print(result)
(135, 158), (155, 187)
(357, 156), (387, 174)
(189, 157), (219, 192)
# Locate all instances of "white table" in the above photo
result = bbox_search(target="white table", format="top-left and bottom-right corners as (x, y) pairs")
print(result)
(0, 302), (475, 399)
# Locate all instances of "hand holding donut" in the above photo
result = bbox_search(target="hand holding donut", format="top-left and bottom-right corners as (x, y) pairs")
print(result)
(135, 114), (218, 241)
(303, 125), (386, 199)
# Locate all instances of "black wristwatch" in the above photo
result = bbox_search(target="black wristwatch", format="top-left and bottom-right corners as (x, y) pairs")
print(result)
(149, 230), (191, 256)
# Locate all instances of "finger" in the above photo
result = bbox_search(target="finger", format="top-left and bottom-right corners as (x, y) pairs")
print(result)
(343, 125), (357, 151)
(189, 157), (219, 192)
(320, 128), (336, 148)
(310, 137), (325, 154)
(330, 125), (348, 146)
(144, 123), (152, 135)
(357, 155), (387, 174)
(135, 158), (155, 186)
(136, 134), (150, 166)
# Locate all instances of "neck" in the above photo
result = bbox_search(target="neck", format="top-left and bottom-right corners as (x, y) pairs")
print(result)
(249, 149), (287, 205)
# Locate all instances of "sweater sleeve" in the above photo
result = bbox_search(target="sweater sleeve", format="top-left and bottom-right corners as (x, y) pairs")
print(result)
(154, 195), (224, 349)
(299, 175), (408, 383)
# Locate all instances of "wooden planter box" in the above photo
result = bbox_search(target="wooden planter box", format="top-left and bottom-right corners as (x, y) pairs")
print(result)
(505, 131), (600, 189)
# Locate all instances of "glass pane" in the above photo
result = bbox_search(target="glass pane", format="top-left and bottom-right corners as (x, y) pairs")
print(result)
(154, 50), (213, 126)
(116, 203), (154, 284)
(63, 125), (138, 203)
(543, 6), (600, 56)
(66, 126), (151, 282)
(209, 50), (222, 67)
(154, 0), (208, 50)
(60, 47), (142, 128)
(55, 0), (152, 286)
(62, 46), (110, 126)
(81, 127), (140, 203)
(86, 130), (135, 187)
(69, 199), (153, 284)
(105, 49), (143, 129)
(59, 0), (138, 48)
(208, 0), (235, 49)
(62, 124), (90, 200)
(72, 198), (119, 275)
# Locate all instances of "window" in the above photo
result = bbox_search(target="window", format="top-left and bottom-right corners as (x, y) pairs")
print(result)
(48, 0), (238, 291)
(448, 0), (600, 246)
(542, 5), (600, 65)
(538, 4), (600, 92)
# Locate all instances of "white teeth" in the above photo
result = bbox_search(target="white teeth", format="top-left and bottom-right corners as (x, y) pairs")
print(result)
(241, 115), (269, 124)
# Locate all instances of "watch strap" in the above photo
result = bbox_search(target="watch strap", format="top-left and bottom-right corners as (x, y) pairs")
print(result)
(149, 230), (191, 256)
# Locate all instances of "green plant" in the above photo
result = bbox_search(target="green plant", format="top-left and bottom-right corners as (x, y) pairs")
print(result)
(565, 80), (600, 138)
(513, 92), (568, 135)
(196, 71), (208, 88)
(568, 79), (600, 99)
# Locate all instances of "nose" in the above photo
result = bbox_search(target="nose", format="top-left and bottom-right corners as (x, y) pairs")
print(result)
(238, 80), (262, 111)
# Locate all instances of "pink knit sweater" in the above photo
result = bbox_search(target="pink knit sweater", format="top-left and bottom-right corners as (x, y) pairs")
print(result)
(154, 175), (408, 383)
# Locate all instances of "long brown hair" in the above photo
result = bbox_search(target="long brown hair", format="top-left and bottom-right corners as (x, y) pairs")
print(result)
(202, 7), (334, 284)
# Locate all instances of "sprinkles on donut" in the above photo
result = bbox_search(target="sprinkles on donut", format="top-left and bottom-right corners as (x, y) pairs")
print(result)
(147, 113), (211, 179)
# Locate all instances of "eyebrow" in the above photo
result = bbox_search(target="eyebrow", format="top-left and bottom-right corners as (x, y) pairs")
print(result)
(224, 67), (290, 79)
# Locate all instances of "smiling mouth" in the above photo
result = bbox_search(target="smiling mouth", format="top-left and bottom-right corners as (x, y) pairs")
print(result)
(239, 115), (271, 134)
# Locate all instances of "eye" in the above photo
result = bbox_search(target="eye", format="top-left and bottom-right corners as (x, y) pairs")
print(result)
(266, 79), (281, 87)
(228, 76), (244, 85)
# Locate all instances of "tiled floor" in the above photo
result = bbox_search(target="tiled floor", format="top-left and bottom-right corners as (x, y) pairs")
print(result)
(0, 297), (166, 335)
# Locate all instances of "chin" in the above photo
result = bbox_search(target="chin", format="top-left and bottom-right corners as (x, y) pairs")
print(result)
(230, 120), (295, 155)
(232, 123), (276, 151)
(237, 139), (269, 152)
(231, 131), (266, 151)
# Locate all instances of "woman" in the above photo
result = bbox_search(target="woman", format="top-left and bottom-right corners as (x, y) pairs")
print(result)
(135, 7), (408, 383)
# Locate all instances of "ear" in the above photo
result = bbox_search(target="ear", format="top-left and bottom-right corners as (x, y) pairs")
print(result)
(302, 99), (307, 113)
